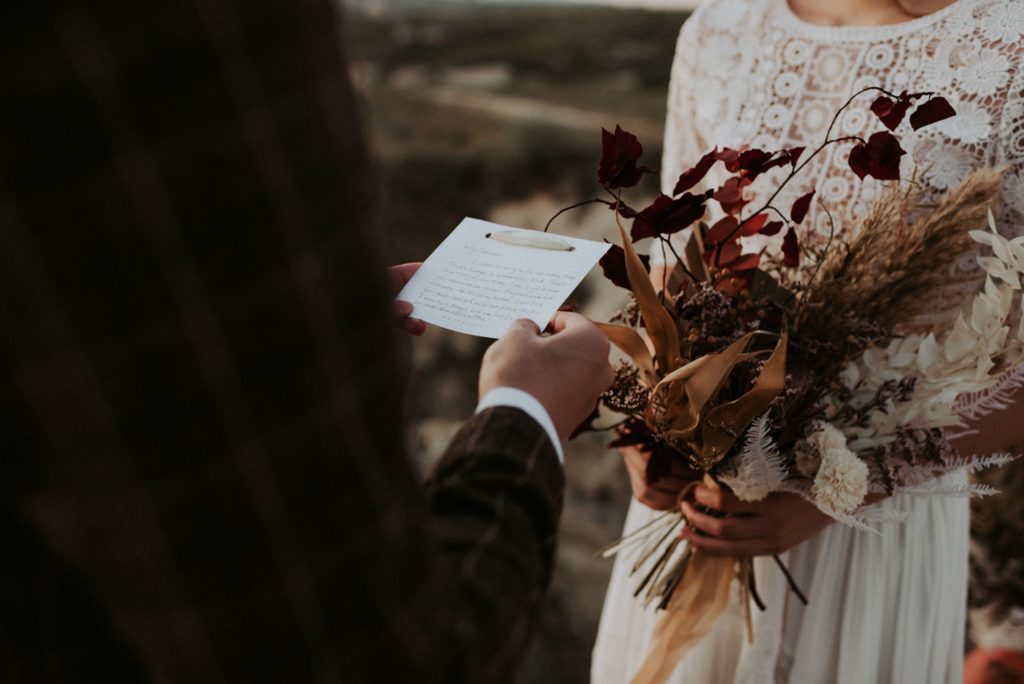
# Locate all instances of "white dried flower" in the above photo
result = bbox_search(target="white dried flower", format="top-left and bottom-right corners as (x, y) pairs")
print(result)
(827, 214), (1024, 460)
(810, 426), (869, 514)
(794, 445), (820, 478)
(795, 421), (847, 478)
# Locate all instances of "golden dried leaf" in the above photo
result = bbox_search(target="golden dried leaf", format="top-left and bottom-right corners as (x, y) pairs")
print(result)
(654, 333), (756, 439)
(684, 227), (711, 282)
(700, 328), (788, 465)
(618, 223), (682, 374)
(631, 475), (736, 684)
(597, 322), (658, 387)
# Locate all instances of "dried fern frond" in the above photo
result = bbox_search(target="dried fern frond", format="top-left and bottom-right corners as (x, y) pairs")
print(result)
(797, 168), (1005, 354)
(956, 363), (1024, 420)
(718, 414), (785, 501)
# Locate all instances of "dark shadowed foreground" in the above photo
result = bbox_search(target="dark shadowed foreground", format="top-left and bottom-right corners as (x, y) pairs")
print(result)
(345, 5), (688, 681)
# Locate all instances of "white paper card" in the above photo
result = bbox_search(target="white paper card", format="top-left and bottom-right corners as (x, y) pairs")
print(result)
(396, 217), (611, 338)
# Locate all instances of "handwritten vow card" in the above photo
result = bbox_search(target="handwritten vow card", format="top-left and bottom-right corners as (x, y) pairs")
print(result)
(396, 218), (611, 338)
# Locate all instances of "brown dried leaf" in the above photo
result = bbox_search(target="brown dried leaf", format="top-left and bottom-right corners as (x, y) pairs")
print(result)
(618, 222), (682, 374)
(596, 322), (658, 387)
(700, 329), (788, 465)
(685, 227), (712, 282)
(655, 332), (756, 440)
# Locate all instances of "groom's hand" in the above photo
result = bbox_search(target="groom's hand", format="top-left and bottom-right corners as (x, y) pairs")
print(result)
(389, 262), (426, 336)
(480, 313), (614, 442)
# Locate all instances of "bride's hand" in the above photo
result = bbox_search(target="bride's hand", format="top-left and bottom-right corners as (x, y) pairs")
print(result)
(389, 262), (426, 336)
(622, 446), (697, 511)
(680, 484), (833, 556)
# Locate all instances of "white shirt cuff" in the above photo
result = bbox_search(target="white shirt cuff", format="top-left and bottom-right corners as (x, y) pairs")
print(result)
(476, 387), (564, 464)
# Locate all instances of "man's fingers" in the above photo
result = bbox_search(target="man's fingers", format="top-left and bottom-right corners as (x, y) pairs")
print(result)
(546, 311), (592, 334)
(393, 300), (414, 320)
(392, 300), (425, 336)
(388, 262), (422, 292)
(400, 318), (426, 336)
(507, 318), (542, 337)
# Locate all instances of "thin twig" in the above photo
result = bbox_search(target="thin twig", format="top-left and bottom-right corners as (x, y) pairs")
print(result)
(544, 198), (612, 232)
(748, 561), (767, 612)
(773, 554), (809, 605)
(793, 196), (837, 321)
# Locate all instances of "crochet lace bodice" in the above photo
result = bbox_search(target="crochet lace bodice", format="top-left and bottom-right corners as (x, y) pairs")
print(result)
(660, 0), (1024, 297)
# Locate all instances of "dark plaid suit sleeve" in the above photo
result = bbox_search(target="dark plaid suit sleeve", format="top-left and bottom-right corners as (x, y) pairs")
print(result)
(0, 1), (562, 683)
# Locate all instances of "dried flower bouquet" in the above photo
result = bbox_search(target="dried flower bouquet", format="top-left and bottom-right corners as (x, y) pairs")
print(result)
(557, 88), (1023, 683)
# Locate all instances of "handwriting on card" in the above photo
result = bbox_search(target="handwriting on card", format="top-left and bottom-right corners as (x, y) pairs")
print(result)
(396, 218), (611, 338)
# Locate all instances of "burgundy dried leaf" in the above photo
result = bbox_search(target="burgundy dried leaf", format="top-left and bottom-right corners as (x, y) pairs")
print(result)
(787, 146), (806, 169)
(749, 152), (791, 180)
(723, 252), (761, 272)
(708, 237), (743, 267)
(760, 220), (785, 236)
(782, 226), (800, 268)
(607, 421), (651, 449)
(600, 243), (650, 290)
(870, 94), (913, 131)
(909, 96), (956, 130)
(644, 450), (673, 485)
(614, 202), (639, 219)
(790, 190), (816, 225)
(848, 131), (905, 181)
(739, 212), (769, 237)
(715, 148), (742, 172)
(611, 418), (700, 485)
(738, 148), (772, 173)
(704, 216), (739, 244)
(714, 176), (752, 215)
(674, 149), (718, 195)
(630, 193), (707, 241)
(598, 125), (655, 189)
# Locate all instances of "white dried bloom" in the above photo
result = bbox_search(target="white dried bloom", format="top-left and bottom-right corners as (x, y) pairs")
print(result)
(811, 428), (869, 514)
(795, 421), (847, 478)
(830, 215), (1024, 453)
(794, 445), (820, 478)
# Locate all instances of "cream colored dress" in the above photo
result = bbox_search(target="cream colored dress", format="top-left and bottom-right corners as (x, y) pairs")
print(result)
(592, 0), (1024, 682)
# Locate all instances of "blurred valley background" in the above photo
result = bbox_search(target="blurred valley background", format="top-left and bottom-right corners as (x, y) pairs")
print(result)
(342, 1), (691, 681)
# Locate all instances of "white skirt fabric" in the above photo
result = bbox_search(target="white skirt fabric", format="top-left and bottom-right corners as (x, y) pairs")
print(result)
(591, 471), (969, 684)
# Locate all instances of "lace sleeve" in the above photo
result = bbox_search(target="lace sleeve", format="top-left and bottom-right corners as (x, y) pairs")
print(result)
(959, 57), (1024, 421)
(651, 13), (708, 266)
(996, 48), (1024, 231)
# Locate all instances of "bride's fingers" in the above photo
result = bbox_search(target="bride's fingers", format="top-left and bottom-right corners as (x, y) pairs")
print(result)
(681, 502), (763, 541)
(693, 485), (760, 515)
(650, 475), (694, 494)
(680, 528), (762, 557)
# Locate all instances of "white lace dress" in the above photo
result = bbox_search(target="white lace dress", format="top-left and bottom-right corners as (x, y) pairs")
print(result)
(592, 0), (1024, 682)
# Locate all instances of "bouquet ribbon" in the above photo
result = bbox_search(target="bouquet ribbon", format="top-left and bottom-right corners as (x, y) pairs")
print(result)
(630, 475), (737, 684)
(631, 475), (736, 684)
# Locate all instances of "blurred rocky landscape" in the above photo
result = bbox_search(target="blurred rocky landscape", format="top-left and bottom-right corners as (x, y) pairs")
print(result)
(343, 4), (689, 680)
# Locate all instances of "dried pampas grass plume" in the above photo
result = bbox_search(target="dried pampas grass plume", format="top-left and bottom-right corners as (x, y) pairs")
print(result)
(798, 167), (1006, 352)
